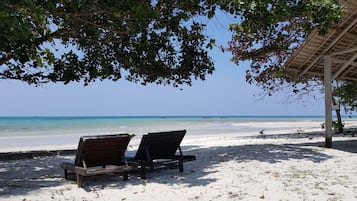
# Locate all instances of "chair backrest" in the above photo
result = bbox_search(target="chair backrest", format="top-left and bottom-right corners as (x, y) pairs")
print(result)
(134, 130), (186, 160)
(74, 134), (130, 167)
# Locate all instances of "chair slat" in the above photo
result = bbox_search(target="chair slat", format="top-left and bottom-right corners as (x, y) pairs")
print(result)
(61, 133), (133, 187)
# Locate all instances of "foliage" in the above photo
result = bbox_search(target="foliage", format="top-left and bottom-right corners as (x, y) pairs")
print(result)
(333, 82), (357, 114)
(221, 0), (343, 93)
(320, 120), (345, 132)
(0, 0), (216, 86)
(0, 0), (343, 88)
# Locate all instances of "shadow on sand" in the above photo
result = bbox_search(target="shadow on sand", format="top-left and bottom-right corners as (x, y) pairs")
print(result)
(0, 137), (356, 197)
(296, 139), (357, 153)
(241, 129), (357, 153)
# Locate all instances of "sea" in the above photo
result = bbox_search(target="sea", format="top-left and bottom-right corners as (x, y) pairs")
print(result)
(0, 116), (355, 149)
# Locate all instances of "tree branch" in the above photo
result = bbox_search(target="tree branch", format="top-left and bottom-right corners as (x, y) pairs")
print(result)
(53, 10), (110, 17)
(0, 53), (13, 66)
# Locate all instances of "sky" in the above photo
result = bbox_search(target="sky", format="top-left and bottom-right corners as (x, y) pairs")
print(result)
(0, 14), (328, 117)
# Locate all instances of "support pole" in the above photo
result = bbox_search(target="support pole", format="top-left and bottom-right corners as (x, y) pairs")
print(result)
(324, 55), (333, 148)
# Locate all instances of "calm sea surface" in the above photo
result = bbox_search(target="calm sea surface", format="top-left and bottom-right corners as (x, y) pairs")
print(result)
(0, 116), (328, 137)
(0, 116), (354, 148)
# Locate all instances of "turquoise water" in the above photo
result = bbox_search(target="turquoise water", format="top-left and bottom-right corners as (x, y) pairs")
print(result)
(0, 116), (354, 148)
(0, 116), (326, 137)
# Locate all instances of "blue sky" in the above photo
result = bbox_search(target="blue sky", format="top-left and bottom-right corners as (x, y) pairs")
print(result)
(0, 14), (327, 116)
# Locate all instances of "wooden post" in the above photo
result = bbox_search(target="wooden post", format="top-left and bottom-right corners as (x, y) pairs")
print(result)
(324, 55), (333, 148)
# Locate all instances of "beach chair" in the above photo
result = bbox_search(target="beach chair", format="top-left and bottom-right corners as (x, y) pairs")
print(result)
(61, 134), (133, 187)
(127, 130), (196, 179)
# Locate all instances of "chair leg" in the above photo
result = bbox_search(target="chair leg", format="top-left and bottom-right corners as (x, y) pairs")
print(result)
(76, 174), (83, 187)
(179, 160), (184, 172)
(64, 170), (68, 179)
(140, 164), (146, 179)
(123, 172), (129, 181)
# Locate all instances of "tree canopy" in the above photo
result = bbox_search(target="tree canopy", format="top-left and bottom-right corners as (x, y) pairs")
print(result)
(0, 0), (216, 86)
(222, 0), (342, 93)
(0, 0), (343, 87)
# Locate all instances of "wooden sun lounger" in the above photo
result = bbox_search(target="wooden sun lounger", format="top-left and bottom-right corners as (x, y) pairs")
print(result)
(127, 130), (196, 179)
(61, 134), (134, 187)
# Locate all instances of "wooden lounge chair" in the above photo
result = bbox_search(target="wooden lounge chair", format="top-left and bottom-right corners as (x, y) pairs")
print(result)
(127, 130), (196, 179)
(61, 134), (133, 187)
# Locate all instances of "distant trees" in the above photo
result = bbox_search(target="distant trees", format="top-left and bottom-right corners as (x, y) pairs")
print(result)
(334, 82), (357, 114)
(332, 82), (357, 133)
(0, 0), (343, 88)
(308, 81), (357, 133)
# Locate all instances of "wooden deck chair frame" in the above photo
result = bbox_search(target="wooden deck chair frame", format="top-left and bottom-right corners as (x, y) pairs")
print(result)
(61, 134), (133, 187)
(128, 130), (196, 179)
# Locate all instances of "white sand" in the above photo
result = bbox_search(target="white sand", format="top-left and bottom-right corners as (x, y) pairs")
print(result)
(0, 123), (357, 201)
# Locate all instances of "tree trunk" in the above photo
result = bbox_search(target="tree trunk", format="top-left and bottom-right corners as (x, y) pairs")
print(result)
(332, 97), (343, 133)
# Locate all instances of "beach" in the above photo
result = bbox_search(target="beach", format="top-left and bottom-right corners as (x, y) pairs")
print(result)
(0, 119), (356, 200)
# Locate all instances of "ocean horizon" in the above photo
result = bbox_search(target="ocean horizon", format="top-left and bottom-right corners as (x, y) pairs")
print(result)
(0, 115), (356, 149)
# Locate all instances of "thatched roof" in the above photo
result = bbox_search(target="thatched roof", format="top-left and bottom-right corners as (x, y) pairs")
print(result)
(284, 0), (357, 83)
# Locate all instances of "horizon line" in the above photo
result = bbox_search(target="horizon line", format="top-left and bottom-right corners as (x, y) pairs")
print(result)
(0, 115), (356, 118)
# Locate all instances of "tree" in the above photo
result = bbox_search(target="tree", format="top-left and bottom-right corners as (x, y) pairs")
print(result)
(0, 0), (343, 89)
(334, 82), (357, 113)
(326, 82), (357, 133)
(219, 0), (348, 136)
(221, 0), (343, 94)
(0, 0), (216, 86)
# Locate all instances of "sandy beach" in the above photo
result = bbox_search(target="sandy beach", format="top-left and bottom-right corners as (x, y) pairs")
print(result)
(0, 122), (356, 201)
